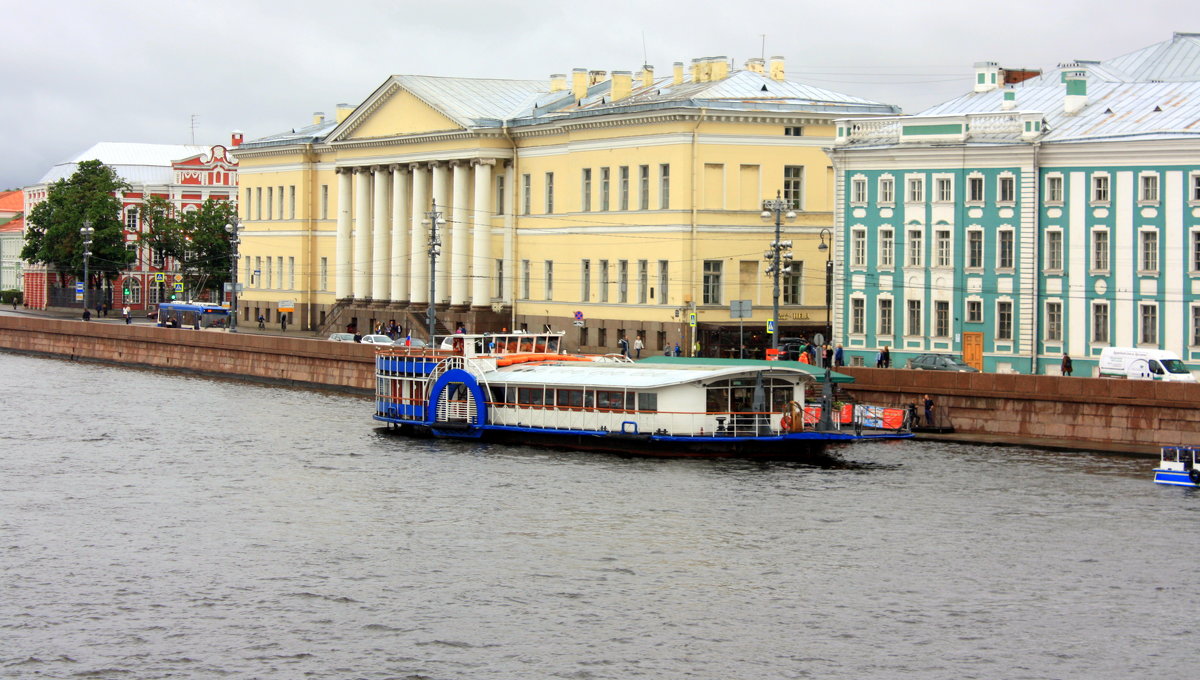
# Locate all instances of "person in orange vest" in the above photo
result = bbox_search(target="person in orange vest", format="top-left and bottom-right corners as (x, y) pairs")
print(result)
(798, 351), (811, 365)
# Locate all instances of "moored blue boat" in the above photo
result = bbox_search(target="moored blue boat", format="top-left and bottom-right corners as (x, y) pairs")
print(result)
(1154, 446), (1200, 487)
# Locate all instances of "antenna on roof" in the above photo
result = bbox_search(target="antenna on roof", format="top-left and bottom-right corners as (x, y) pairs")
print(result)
(642, 30), (648, 66)
(190, 114), (198, 145)
(760, 34), (766, 61)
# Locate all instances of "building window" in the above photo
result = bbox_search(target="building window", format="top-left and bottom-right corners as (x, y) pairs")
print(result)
(851, 177), (867, 204)
(599, 259), (609, 302)
(1046, 176), (1063, 204)
(1193, 173), (1200, 202)
(496, 175), (506, 215)
(935, 177), (952, 203)
(600, 168), (611, 211)
(879, 228), (894, 268)
(125, 207), (138, 232)
(495, 259), (504, 298)
(581, 259), (591, 300)
(783, 265), (802, 305)
(618, 260), (629, 303)
(266, 186), (273, 220)
(998, 176), (1015, 203)
(658, 260), (669, 304)
(998, 230), (1014, 269)
(784, 126), (804, 136)
(1092, 175), (1110, 203)
(967, 176), (984, 203)
(278, 185), (284, 218)
(966, 299), (982, 323)
(934, 300), (950, 337)
(879, 177), (894, 205)
(545, 172), (555, 214)
(1141, 230), (1159, 273)
(581, 169), (592, 211)
(879, 298), (893, 336)
(638, 260), (648, 303)
(907, 229), (923, 267)
(265, 256), (272, 289)
(255, 187), (262, 220)
(320, 184), (329, 219)
(997, 301), (1013, 340)
(123, 278), (141, 304)
(935, 230), (951, 267)
(907, 177), (924, 203)
(544, 260), (554, 300)
(319, 257), (328, 291)
(289, 185), (296, 219)
(521, 259), (530, 299)
(1093, 302), (1109, 344)
(702, 260), (722, 305)
(639, 165), (649, 210)
(244, 188), (252, 217)
(1140, 304), (1158, 344)
(1046, 231), (1063, 271)
(522, 174), (531, 215)
(1046, 301), (1062, 341)
(1193, 306), (1200, 346)
(851, 229), (866, 267)
(906, 299), (922, 336)
(659, 164), (670, 209)
(1093, 229), (1110, 271)
(276, 256), (283, 289)
(1140, 174), (1159, 203)
(287, 256), (295, 289)
(851, 298), (865, 334)
(784, 166), (804, 210)
(619, 166), (629, 210)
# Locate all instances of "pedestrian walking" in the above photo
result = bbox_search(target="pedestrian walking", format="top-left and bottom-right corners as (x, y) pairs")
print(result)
(923, 394), (935, 428)
(834, 344), (845, 367)
(122, 306), (131, 325)
(257, 314), (266, 329)
(881, 345), (892, 368)
(673, 342), (681, 357)
(280, 314), (288, 332)
(634, 335), (644, 359)
(82, 308), (91, 322)
(618, 336), (629, 357)
(1061, 353), (1073, 376)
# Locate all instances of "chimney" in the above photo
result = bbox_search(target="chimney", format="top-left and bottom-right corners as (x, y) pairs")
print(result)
(1062, 63), (1089, 114)
(691, 58), (702, 82)
(974, 61), (1001, 92)
(745, 57), (765, 74)
(588, 70), (607, 86)
(230, 131), (244, 147)
(335, 102), (355, 123)
(312, 111), (326, 125)
(611, 71), (632, 102)
(673, 61), (684, 85)
(1001, 87), (1016, 111)
(550, 73), (567, 92)
(769, 55), (785, 81)
(639, 64), (654, 88)
(572, 68), (588, 101)
(710, 56), (729, 81)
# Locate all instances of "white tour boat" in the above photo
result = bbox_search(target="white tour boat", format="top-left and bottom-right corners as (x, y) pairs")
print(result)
(373, 331), (912, 460)
(1154, 446), (1200, 487)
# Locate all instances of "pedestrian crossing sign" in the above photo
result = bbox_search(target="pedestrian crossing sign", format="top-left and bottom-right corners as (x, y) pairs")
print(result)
(767, 319), (776, 334)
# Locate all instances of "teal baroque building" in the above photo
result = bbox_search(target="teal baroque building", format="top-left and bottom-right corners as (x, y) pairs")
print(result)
(828, 32), (1200, 376)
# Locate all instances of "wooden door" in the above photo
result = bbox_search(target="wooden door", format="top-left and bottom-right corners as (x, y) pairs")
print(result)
(962, 332), (983, 371)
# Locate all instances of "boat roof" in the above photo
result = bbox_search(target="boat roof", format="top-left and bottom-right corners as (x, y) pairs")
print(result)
(483, 359), (820, 389)
(637, 355), (856, 383)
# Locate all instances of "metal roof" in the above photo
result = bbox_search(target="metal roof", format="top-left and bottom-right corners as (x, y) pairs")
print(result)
(395, 75), (550, 127)
(483, 360), (815, 389)
(36, 142), (209, 185)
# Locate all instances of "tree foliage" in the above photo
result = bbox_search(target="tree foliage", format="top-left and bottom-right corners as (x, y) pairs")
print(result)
(139, 198), (236, 297)
(22, 160), (133, 280)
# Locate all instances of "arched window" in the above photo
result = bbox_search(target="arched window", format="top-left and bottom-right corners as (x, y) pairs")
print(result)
(123, 277), (142, 304)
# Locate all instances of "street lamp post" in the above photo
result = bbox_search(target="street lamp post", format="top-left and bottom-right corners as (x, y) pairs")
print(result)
(80, 221), (94, 319)
(423, 201), (445, 343)
(817, 228), (835, 431)
(761, 192), (796, 351)
(224, 217), (241, 332)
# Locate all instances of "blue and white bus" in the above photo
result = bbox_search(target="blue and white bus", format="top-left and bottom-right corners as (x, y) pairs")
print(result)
(155, 302), (230, 329)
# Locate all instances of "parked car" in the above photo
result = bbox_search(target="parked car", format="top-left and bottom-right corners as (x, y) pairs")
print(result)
(392, 337), (428, 348)
(359, 334), (395, 345)
(328, 332), (357, 342)
(908, 353), (978, 372)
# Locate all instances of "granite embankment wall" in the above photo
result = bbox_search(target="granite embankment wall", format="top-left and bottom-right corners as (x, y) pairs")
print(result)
(2, 316), (1196, 454)
(0, 316), (375, 394)
(840, 367), (1200, 454)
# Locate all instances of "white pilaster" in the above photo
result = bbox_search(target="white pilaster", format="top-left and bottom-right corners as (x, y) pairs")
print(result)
(353, 167), (372, 299)
(335, 168), (352, 299)
(503, 161), (515, 302)
(390, 164), (410, 303)
(372, 165), (391, 301)
(431, 162), (451, 303)
(409, 164), (430, 305)
(451, 160), (471, 306)
(471, 159), (495, 308)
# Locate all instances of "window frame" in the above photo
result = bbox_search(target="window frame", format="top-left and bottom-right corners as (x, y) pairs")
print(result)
(1091, 173), (1110, 205)
(1093, 301), (1109, 345)
(997, 175), (1016, 204)
(997, 301), (1014, 341)
(1045, 175), (1064, 204)
(702, 260), (722, 305)
(878, 177), (895, 205)
(878, 297), (893, 337)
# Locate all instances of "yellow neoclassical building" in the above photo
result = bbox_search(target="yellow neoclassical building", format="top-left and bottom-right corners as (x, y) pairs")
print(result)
(232, 56), (898, 355)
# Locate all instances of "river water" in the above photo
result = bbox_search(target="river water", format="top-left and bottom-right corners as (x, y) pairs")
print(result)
(1, 352), (1197, 679)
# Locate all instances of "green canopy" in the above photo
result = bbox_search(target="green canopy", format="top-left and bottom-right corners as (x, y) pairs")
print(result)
(636, 355), (855, 383)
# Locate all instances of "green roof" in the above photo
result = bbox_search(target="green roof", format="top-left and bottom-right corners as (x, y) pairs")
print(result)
(636, 355), (855, 383)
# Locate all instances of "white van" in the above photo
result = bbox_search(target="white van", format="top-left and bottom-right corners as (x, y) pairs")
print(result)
(1097, 347), (1197, 382)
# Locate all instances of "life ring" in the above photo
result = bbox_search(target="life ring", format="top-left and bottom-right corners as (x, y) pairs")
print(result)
(1190, 469), (1200, 486)
(779, 414), (792, 432)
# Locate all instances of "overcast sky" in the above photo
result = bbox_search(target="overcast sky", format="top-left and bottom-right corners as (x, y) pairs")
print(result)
(4, 0), (1197, 191)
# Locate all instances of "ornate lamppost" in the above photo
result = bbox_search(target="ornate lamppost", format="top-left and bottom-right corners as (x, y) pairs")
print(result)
(817, 227), (835, 431)
(224, 216), (242, 332)
(80, 221), (94, 318)
(761, 192), (796, 351)
(423, 201), (445, 343)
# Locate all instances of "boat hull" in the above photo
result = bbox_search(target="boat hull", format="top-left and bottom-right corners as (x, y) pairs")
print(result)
(1153, 468), (1200, 487)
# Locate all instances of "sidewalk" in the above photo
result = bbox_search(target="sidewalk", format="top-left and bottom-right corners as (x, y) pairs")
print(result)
(0, 306), (325, 341)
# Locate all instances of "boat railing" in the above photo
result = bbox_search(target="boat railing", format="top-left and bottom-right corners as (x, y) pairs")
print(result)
(481, 403), (837, 437)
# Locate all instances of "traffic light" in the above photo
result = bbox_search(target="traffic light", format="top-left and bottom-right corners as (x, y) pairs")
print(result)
(123, 286), (131, 296)
(170, 293), (177, 300)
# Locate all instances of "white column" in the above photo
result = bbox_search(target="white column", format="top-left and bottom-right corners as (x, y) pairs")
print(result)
(372, 165), (391, 301)
(335, 168), (352, 299)
(353, 167), (372, 299)
(471, 158), (495, 308)
(390, 164), (410, 303)
(431, 162), (451, 303)
(409, 164), (429, 305)
(451, 160), (471, 306)
(503, 161), (516, 302)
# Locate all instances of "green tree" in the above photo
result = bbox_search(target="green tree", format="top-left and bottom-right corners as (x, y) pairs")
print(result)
(176, 199), (236, 298)
(22, 160), (133, 284)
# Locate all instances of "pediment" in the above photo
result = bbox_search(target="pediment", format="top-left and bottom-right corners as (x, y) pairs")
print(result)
(336, 83), (466, 142)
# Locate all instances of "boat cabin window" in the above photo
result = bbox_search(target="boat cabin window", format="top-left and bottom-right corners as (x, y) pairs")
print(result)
(596, 390), (628, 410)
(556, 389), (585, 408)
(705, 377), (797, 414)
(637, 392), (658, 413)
(517, 387), (544, 406)
(489, 385), (507, 404)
